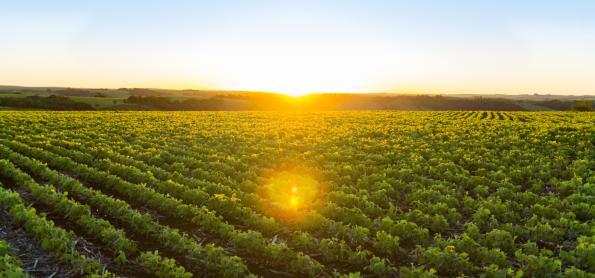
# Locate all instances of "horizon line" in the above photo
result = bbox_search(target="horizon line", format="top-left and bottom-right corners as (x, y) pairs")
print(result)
(2, 84), (595, 97)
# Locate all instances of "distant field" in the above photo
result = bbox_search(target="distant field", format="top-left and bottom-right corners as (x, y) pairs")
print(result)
(68, 96), (126, 108)
(0, 111), (593, 277)
(516, 101), (557, 111)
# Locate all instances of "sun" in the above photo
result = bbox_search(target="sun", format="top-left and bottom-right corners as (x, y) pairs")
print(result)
(205, 42), (381, 97)
(282, 90), (310, 97)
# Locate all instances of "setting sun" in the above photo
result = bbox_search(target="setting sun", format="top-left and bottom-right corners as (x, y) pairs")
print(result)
(203, 42), (386, 97)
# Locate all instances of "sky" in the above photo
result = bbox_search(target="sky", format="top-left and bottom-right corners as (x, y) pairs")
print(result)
(1, 0), (595, 96)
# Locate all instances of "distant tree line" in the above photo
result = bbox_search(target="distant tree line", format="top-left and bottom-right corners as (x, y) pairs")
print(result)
(365, 95), (524, 111)
(0, 95), (95, 110)
(49, 88), (94, 97)
(0, 93), (590, 111)
(126, 96), (224, 110)
(519, 99), (593, 111)
(570, 100), (592, 111)
(125, 94), (593, 111)
(212, 94), (527, 111)
(525, 100), (574, 110)
(119, 88), (171, 97)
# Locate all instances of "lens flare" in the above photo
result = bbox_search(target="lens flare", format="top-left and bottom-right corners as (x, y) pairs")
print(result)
(290, 196), (299, 209)
(260, 171), (323, 221)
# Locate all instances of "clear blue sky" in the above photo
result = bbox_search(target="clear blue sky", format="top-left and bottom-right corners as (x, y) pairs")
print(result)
(1, 0), (594, 95)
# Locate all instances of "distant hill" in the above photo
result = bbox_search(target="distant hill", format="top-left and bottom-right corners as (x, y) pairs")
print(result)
(0, 85), (592, 111)
(447, 93), (594, 101)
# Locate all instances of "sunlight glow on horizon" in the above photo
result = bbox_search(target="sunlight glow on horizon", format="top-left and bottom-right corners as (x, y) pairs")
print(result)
(1, 1), (595, 95)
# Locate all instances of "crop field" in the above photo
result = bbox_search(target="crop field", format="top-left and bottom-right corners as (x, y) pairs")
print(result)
(0, 111), (593, 277)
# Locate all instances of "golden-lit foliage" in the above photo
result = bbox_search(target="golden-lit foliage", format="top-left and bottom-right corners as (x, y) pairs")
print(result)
(1, 111), (594, 276)
(260, 171), (324, 222)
